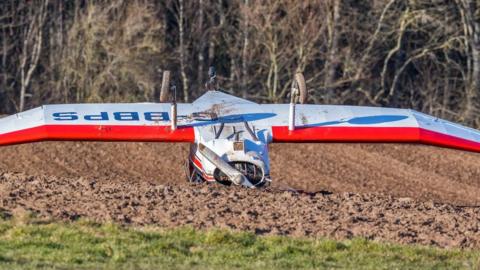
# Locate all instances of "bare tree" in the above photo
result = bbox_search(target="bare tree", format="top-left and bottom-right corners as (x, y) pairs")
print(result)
(18, 0), (48, 112)
(178, 0), (190, 102)
(59, 0), (165, 103)
(456, 0), (480, 124)
(324, 0), (341, 103)
(245, 1), (326, 102)
(197, 0), (205, 88)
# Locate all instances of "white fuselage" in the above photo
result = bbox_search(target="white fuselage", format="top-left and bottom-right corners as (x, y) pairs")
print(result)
(188, 121), (271, 187)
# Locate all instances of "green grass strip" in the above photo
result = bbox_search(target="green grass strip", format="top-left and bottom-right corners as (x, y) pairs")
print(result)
(0, 215), (477, 269)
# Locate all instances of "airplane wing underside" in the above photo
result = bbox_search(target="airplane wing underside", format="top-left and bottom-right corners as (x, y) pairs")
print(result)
(1, 91), (480, 153)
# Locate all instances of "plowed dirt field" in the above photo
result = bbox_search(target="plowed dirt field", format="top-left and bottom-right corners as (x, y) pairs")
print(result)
(0, 142), (479, 248)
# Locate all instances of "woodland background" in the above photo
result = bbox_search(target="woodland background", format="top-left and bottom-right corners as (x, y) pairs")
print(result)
(1, 0), (479, 126)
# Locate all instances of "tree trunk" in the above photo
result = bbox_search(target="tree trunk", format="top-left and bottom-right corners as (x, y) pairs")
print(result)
(19, 0), (48, 112)
(179, 0), (189, 102)
(197, 0), (205, 89)
(469, 1), (480, 97)
(241, 0), (249, 98)
(458, 0), (479, 123)
(1, 29), (7, 99)
(324, 0), (340, 103)
(208, 39), (215, 70)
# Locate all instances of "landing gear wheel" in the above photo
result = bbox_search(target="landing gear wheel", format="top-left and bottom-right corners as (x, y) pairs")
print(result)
(185, 160), (204, 184)
(294, 73), (307, 104)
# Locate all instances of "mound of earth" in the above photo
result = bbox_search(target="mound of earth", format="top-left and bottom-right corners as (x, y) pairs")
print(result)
(0, 142), (479, 205)
(0, 141), (479, 248)
(0, 172), (478, 249)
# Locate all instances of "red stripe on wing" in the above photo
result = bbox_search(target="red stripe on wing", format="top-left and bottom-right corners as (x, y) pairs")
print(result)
(0, 124), (195, 146)
(271, 126), (420, 142)
(419, 129), (480, 152)
(271, 126), (480, 153)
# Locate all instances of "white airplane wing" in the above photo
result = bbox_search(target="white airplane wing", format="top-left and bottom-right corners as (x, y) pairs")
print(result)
(1, 91), (480, 153)
(0, 103), (196, 145)
(260, 104), (480, 152)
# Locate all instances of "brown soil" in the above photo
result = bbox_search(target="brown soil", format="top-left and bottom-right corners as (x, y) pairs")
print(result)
(0, 142), (480, 248)
(270, 143), (480, 206)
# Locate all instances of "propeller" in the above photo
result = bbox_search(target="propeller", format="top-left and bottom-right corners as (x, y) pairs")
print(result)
(291, 73), (307, 104)
(159, 70), (171, 103)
